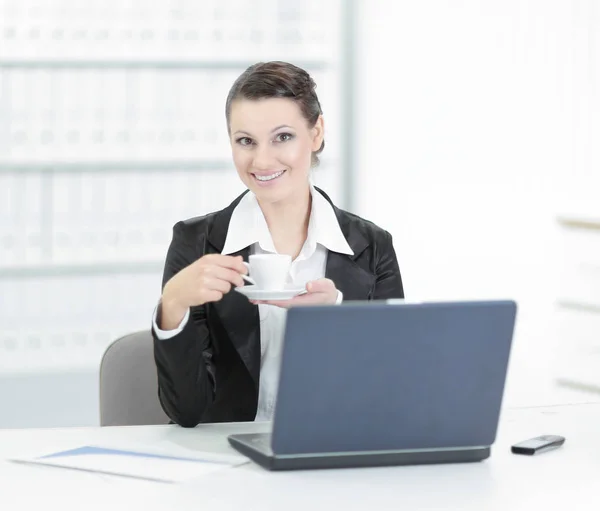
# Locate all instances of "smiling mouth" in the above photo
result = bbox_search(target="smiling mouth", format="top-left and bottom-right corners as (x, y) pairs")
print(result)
(252, 170), (286, 182)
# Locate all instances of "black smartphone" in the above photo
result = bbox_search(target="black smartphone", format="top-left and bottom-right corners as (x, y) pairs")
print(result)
(511, 435), (565, 455)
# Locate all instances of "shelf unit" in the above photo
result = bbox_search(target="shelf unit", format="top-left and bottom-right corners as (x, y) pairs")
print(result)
(554, 215), (600, 396)
(0, 261), (165, 279)
(0, 0), (355, 374)
(551, 0), (600, 396)
(0, 60), (331, 70)
(0, 160), (232, 173)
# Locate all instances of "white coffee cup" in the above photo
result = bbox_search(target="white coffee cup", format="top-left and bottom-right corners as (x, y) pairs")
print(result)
(241, 254), (291, 290)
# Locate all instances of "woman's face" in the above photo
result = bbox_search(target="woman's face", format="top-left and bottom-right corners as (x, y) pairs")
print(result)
(228, 98), (324, 205)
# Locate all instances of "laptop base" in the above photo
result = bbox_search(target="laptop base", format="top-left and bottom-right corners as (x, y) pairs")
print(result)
(228, 433), (491, 471)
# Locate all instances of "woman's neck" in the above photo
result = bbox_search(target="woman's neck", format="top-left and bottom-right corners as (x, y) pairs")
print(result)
(258, 187), (312, 258)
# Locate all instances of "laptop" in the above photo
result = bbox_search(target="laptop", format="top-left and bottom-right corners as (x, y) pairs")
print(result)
(228, 299), (517, 470)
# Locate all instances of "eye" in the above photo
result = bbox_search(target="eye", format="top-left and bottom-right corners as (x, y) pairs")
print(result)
(274, 132), (294, 143)
(236, 137), (253, 146)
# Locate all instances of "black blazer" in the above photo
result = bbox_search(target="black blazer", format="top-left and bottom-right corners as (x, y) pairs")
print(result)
(153, 188), (404, 427)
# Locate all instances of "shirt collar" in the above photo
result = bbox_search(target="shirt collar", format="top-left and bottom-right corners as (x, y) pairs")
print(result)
(307, 184), (354, 255)
(220, 190), (275, 255)
(221, 185), (354, 256)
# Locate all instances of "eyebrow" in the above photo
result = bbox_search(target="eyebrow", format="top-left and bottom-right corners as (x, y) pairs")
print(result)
(233, 125), (294, 137)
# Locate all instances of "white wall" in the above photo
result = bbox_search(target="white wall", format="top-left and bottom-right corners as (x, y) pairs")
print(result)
(0, 0), (347, 428)
(355, 0), (597, 406)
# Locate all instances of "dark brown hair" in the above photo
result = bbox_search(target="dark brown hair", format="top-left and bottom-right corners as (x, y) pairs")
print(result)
(225, 61), (325, 166)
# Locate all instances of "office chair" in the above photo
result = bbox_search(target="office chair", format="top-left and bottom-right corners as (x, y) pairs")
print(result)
(99, 330), (170, 426)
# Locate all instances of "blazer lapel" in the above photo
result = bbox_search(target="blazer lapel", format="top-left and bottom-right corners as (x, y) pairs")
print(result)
(326, 251), (375, 301)
(208, 194), (261, 385)
(212, 247), (261, 386)
(319, 187), (375, 300)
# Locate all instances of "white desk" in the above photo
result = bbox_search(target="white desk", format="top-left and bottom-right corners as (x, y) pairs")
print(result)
(1, 403), (599, 511)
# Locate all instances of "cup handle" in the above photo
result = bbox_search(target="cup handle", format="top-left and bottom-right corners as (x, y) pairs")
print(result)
(241, 262), (256, 285)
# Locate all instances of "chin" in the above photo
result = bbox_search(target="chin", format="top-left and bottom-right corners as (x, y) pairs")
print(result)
(242, 170), (309, 204)
(251, 186), (291, 205)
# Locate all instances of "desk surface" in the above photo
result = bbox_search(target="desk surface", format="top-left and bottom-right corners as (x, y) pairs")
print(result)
(1, 403), (599, 511)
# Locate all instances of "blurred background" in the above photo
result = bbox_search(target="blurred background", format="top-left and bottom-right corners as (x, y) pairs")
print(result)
(0, 0), (598, 428)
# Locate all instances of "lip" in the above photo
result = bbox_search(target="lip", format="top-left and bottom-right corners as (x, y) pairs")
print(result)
(251, 169), (287, 186)
(251, 170), (286, 177)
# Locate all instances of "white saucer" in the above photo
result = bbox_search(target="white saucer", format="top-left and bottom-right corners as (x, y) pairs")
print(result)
(234, 284), (307, 301)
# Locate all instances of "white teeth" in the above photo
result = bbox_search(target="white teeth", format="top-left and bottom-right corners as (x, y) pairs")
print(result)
(255, 170), (284, 182)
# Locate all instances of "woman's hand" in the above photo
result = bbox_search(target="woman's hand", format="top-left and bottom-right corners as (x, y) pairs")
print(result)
(160, 254), (247, 329)
(251, 278), (339, 309)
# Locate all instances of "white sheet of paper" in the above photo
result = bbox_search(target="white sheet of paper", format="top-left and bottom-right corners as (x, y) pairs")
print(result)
(11, 445), (248, 484)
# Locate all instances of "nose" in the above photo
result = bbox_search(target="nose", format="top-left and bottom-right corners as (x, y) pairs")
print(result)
(252, 143), (277, 170)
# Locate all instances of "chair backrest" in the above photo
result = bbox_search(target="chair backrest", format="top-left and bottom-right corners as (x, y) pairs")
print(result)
(99, 330), (170, 426)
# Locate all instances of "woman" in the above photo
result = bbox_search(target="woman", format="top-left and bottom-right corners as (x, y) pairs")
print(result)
(153, 61), (404, 427)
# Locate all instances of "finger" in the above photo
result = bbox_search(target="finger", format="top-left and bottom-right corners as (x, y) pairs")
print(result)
(259, 299), (293, 309)
(206, 265), (245, 288)
(259, 291), (330, 307)
(283, 292), (332, 306)
(204, 254), (247, 274)
(202, 276), (232, 295)
(262, 298), (315, 308)
(306, 278), (334, 293)
(202, 290), (224, 303)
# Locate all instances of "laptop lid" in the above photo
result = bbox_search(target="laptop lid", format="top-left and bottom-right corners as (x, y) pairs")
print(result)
(270, 300), (517, 455)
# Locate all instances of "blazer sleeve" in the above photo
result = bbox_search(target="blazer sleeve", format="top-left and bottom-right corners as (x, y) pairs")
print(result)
(372, 230), (405, 300)
(152, 221), (215, 427)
